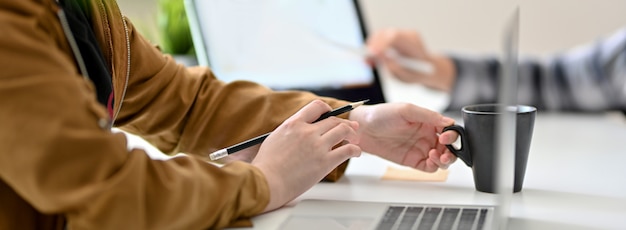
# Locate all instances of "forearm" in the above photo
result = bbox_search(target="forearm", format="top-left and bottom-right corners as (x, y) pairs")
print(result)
(0, 75), (269, 229)
(114, 19), (348, 156)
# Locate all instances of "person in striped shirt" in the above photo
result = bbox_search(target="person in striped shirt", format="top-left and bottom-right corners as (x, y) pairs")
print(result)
(366, 28), (626, 113)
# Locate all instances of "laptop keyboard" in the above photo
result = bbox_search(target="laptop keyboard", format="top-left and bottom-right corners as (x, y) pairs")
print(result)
(376, 205), (489, 230)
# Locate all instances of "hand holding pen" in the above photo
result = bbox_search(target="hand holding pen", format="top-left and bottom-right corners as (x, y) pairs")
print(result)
(250, 100), (364, 212)
(209, 99), (368, 161)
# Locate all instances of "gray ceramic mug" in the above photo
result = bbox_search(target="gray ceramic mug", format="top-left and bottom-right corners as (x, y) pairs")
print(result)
(443, 104), (536, 193)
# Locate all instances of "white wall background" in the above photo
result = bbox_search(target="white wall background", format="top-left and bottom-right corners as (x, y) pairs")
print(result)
(120, 0), (626, 56)
(118, 0), (626, 110)
(359, 0), (626, 56)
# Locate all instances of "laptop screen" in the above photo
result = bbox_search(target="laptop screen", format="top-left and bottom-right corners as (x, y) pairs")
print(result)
(493, 7), (520, 229)
(186, 0), (385, 103)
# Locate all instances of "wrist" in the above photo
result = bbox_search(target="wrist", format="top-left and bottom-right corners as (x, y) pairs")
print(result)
(256, 165), (287, 212)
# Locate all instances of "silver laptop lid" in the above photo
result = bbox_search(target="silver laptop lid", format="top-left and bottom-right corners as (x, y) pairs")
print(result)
(493, 7), (520, 230)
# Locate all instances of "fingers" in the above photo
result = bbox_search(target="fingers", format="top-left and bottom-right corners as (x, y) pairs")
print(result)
(369, 29), (428, 57)
(293, 99), (361, 153)
(421, 150), (441, 173)
(384, 57), (426, 82)
(440, 151), (457, 165)
(425, 149), (457, 171)
(328, 143), (362, 163)
(366, 29), (397, 57)
(318, 118), (360, 147)
(294, 100), (334, 123)
(400, 103), (456, 127)
(438, 130), (459, 145)
(314, 116), (357, 133)
(368, 29), (421, 54)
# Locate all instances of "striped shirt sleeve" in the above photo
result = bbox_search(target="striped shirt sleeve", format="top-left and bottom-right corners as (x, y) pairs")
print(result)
(446, 27), (626, 113)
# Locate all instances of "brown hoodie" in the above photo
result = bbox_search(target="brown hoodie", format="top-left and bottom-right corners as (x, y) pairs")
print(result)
(0, 0), (348, 229)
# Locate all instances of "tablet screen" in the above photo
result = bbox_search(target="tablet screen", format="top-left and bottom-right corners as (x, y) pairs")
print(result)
(188, 0), (385, 103)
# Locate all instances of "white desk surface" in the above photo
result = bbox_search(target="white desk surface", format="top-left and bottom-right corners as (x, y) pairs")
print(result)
(232, 112), (626, 230)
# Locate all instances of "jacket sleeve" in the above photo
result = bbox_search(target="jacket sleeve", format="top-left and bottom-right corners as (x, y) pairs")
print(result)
(112, 19), (349, 156)
(0, 1), (269, 229)
(446, 27), (626, 113)
(111, 15), (350, 180)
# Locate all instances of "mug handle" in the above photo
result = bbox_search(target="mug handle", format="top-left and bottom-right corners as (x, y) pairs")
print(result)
(443, 125), (473, 167)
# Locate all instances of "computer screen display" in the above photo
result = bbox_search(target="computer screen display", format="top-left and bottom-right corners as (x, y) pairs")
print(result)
(187, 0), (385, 103)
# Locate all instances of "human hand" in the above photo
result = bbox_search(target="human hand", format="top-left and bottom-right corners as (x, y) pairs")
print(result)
(366, 28), (456, 92)
(252, 100), (361, 212)
(348, 102), (458, 172)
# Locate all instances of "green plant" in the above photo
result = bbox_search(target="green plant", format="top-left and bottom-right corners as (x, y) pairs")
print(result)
(158, 0), (194, 54)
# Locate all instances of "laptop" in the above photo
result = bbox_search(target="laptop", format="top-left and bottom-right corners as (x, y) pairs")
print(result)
(277, 8), (521, 230)
(184, 0), (386, 104)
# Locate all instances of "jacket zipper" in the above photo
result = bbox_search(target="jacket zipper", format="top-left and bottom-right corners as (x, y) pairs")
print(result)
(111, 14), (131, 126)
(97, 0), (130, 126)
(56, 1), (131, 129)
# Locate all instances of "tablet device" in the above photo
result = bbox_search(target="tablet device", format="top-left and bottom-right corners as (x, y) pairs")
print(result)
(185, 0), (385, 104)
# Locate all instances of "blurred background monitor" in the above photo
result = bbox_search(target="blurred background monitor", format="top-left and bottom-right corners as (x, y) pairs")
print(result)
(185, 0), (385, 104)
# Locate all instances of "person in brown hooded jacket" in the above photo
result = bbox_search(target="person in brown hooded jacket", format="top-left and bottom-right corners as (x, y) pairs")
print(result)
(0, 0), (458, 229)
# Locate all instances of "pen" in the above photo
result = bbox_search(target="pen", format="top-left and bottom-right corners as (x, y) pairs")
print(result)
(382, 48), (434, 75)
(315, 33), (434, 75)
(208, 99), (369, 161)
